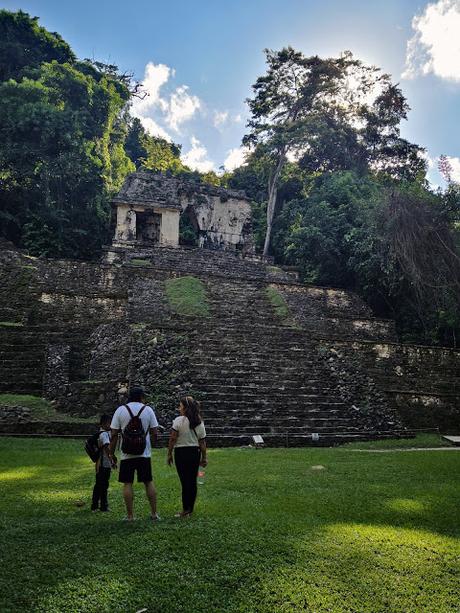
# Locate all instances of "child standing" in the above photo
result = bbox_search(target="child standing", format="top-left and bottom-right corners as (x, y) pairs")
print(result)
(91, 414), (116, 512)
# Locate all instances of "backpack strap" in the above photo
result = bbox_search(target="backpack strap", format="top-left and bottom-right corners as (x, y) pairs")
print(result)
(124, 404), (147, 434)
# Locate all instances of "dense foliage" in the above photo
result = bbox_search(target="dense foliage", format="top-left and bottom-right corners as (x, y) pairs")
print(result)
(0, 10), (188, 258)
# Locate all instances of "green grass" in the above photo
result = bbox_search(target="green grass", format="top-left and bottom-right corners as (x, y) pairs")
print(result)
(165, 275), (210, 317)
(265, 285), (290, 319)
(0, 439), (458, 613)
(0, 394), (96, 422)
(344, 433), (452, 449)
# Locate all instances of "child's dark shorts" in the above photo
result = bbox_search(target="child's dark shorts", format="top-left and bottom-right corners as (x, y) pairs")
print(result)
(118, 457), (153, 483)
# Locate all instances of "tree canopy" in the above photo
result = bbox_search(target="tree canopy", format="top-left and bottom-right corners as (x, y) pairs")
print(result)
(243, 47), (426, 255)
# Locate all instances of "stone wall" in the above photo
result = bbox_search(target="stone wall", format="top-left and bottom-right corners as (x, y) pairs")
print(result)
(319, 340), (460, 432)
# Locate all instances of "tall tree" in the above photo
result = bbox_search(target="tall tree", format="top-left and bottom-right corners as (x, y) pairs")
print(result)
(244, 47), (425, 255)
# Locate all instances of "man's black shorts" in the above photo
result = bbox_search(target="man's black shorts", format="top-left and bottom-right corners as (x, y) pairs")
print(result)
(118, 457), (153, 483)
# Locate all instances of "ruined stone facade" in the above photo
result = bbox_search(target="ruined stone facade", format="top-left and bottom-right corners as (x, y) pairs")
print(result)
(0, 245), (459, 444)
(111, 171), (253, 253)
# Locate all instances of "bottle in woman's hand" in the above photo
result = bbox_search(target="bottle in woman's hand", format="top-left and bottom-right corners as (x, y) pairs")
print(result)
(197, 467), (206, 485)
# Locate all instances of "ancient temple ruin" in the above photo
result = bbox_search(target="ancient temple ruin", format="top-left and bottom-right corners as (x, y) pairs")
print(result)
(111, 171), (253, 252)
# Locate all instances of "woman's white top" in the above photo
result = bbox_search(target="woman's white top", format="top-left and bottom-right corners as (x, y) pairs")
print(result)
(172, 415), (206, 447)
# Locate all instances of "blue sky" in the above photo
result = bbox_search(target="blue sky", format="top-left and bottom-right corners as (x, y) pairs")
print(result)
(3, 0), (460, 184)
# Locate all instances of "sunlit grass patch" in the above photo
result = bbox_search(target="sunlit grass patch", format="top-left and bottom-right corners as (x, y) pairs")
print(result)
(0, 467), (39, 481)
(387, 497), (426, 513)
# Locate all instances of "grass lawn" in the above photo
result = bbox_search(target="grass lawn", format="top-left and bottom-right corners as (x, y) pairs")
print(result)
(0, 439), (458, 613)
(0, 394), (96, 422)
(344, 433), (452, 449)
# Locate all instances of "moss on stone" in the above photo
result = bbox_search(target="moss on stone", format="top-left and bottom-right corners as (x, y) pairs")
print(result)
(0, 321), (24, 327)
(265, 285), (290, 319)
(165, 276), (210, 317)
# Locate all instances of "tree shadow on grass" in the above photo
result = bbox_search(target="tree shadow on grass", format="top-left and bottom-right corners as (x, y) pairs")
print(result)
(1, 442), (459, 612)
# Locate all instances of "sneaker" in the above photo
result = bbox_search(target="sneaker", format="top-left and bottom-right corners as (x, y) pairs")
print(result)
(100, 508), (110, 513)
(150, 513), (161, 522)
(174, 511), (192, 518)
(122, 516), (135, 522)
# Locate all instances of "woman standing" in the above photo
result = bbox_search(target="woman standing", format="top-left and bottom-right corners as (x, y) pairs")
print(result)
(167, 396), (207, 518)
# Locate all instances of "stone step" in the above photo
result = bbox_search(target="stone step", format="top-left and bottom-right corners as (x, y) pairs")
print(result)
(0, 383), (43, 393)
(190, 365), (322, 375)
(201, 391), (336, 402)
(200, 401), (346, 412)
(192, 376), (333, 387)
(204, 426), (363, 435)
(202, 409), (345, 420)
(191, 348), (318, 359)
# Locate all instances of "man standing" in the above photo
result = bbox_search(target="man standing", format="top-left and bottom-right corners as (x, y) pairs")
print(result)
(109, 386), (160, 521)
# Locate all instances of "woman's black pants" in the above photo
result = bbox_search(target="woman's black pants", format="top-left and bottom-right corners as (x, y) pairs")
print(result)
(174, 446), (201, 512)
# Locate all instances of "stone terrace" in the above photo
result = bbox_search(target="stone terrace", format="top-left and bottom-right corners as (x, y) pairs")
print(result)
(0, 246), (459, 443)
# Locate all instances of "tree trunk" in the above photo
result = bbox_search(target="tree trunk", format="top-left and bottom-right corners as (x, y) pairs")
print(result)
(263, 152), (285, 257)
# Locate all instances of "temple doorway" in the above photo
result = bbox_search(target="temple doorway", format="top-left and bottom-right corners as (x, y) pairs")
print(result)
(179, 206), (200, 246)
(136, 210), (161, 244)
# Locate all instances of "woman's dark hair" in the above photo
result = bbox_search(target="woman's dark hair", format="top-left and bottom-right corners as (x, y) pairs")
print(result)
(180, 396), (201, 429)
(99, 413), (111, 425)
(128, 386), (145, 403)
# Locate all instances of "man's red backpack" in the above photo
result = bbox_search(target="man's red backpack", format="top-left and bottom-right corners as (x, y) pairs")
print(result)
(121, 405), (147, 455)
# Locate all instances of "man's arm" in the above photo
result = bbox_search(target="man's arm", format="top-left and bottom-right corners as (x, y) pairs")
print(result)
(109, 429), (120, 457)
(149, 427), (158, 447)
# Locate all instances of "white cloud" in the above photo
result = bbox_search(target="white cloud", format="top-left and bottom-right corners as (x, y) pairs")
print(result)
(233, 113), (243, 123)
(213, 110), (229, 128)
(403, 0), (460, 81)
(223, 146), (250, 171)
(131, 62), (202, 137)
(131, 62), (171, 116)
(165, 86), (201, 132)
(139, 117), (171, 142)
(444, 155), (460, 181)
(182, 136), (215, 172)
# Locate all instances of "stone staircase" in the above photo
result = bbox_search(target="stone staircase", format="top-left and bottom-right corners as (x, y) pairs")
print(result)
(115, 246), (269, 281)
(185, 322), (401, 445)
